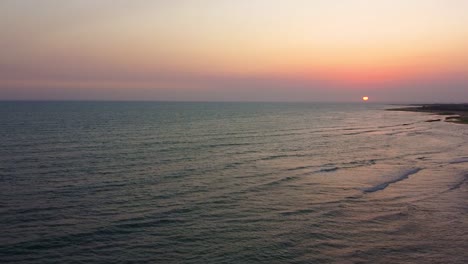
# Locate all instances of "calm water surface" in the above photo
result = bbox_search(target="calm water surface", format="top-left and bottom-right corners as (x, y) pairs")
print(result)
(1, 102), (467, 263)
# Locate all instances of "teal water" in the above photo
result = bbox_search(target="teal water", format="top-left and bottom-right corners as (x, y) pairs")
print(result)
(1, 102), (467, 263)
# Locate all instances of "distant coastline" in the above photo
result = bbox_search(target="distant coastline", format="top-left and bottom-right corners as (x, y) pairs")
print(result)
(387, 104), (468, 124)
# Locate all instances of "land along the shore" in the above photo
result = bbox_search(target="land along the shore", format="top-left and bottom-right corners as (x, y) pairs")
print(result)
(387, 104), (468, 124)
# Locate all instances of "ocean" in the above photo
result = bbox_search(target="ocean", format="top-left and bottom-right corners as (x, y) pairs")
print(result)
(1, 102), (467, 263)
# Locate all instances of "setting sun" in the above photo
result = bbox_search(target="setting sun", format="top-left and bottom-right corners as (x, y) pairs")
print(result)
(362, 96), (369, 101)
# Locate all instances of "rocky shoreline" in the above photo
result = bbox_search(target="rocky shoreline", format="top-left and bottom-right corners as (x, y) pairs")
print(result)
(387, 104), (468, 124)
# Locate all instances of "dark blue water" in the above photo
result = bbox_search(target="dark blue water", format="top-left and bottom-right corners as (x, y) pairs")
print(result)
(1, 102), (467, 263)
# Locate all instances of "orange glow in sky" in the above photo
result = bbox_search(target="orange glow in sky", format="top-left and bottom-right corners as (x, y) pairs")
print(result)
(1, 0), (467, 102)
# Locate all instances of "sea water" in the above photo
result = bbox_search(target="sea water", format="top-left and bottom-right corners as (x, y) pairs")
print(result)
(1, 102), (467, 263)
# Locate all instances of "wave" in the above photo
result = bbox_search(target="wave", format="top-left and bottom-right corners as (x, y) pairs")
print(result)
(259, 153), (313, 161)
(363, 168), (422, 193)
(285, 159), (377, 174)
(376, 122), (420, 129)
(286, 165), (316, 171)
(448, 174), (468, 191)
(449, 157), (468, 164)
(206, 142), (253, 148)
(262, 175), (299, 187)
(280, 208), (315, 216)
(318, 167), (338, 172)
(254, 159), (379, 191)
(343, 129), (380, 136)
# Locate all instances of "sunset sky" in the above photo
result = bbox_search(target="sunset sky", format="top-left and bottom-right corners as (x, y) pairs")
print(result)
(1, 0), (467, 102)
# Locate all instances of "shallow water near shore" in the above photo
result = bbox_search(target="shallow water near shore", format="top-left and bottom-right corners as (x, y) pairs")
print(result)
(1, 102), (467, 263)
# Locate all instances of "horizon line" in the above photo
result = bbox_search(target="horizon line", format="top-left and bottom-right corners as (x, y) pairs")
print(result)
(0, 99), (466, 105)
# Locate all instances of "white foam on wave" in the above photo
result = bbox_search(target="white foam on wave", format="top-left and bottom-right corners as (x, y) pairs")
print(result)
(363, 168), (422, 193)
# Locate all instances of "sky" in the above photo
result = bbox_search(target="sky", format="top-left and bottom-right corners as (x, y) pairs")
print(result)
(1, 0), (467, 102)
